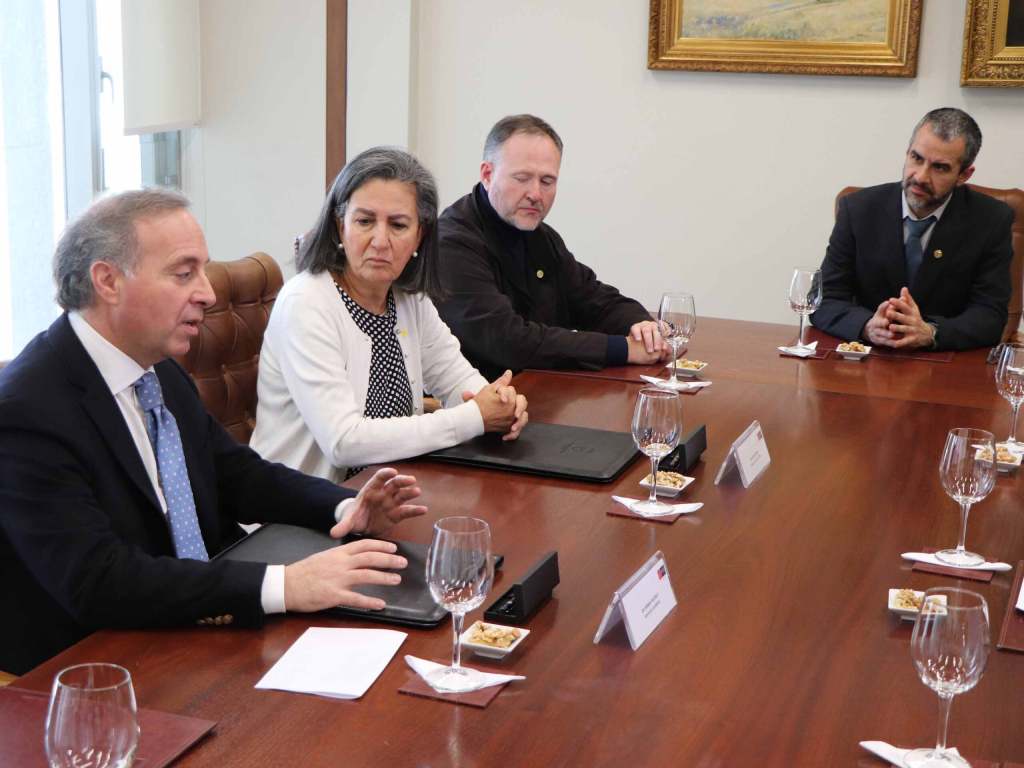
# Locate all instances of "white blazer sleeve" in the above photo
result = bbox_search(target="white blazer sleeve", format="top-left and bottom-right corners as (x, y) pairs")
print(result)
(415, 295), (489, 407)
(269, 285), (484, 470)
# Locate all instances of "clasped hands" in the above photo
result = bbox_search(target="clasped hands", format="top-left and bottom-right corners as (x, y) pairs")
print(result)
(626, 320), (674, 365)
(863, 287), (936, 349)
(463, 369), (529, 441)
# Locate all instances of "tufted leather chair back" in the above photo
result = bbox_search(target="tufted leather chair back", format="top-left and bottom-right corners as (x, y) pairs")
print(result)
(173, 252), (283, 443)
(835, 184), (1024, 343)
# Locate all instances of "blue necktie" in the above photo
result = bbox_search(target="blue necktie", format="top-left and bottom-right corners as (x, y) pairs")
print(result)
(904, 215), (935, 285)
(133, 372), (209, 561)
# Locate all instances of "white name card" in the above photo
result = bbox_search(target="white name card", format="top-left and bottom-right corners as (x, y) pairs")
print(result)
(593, 551), (677, 651)
(713, 420), (770, 488)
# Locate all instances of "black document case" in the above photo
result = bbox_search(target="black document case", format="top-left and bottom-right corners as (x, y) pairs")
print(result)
(425, 421), (639, 482)
(215, 523), (445, 627)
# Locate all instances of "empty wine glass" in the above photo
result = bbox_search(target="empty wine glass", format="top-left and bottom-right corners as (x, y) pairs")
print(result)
(45, 663), (139, 768)
(630, 388), (683, 515)
(936, 428), (996, 567)
(906, 588), (990, 768)
(995, 343), (1024, 452)
(426, 516), (494, 692)
(659, 293), (696, 384)
(788, 267), (822, 348)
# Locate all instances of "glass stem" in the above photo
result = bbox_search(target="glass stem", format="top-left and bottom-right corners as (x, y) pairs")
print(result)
(955, 501), (972, 553)
(1010, 402), (1021, 444)
(797, 314), (806, 347)
(669, 342), (679, 383)
(451, 612), (465, 669)
(648, 456), (659, 504)
(934, 693), (954, 755)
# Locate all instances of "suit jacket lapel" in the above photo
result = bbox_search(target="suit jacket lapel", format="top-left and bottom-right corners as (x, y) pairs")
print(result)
(49, 315), (163, 512)
(912, 187), (968, 303)
(884, 184), (909, 293)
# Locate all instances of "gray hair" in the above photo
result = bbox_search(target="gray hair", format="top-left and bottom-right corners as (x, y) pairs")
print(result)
(53, 188), (191, 310)
(297, 146), (443, 298)
(482, 114), (563, 163)
(911, 108), (983, 171)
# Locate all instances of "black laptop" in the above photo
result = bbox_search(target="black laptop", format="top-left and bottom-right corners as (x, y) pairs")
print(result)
(425, 421), (639, 482)
(215, 524), (445, 627)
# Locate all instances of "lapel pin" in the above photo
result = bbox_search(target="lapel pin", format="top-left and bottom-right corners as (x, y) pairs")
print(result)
(933, 249), (943, 259)
(536, 269), (545, 279)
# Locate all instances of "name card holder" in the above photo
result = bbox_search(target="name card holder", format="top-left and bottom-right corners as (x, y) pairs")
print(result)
(714, 419), (770, 488)
(593, 551), (677, 651)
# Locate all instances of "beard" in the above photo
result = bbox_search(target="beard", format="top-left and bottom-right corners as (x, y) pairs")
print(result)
(902, 176), (951, 216)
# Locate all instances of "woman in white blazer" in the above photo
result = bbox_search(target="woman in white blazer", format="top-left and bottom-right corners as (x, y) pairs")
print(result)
(251, 147), (527, 484)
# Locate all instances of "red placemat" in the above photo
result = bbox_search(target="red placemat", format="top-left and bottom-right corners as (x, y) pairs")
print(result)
(996, 561), (1024, 653)
(398, 674), (506, 708)
(911, 561), (994, 583)
(0, 687), (215, 768)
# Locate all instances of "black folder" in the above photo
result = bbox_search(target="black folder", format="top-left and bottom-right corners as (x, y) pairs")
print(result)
(425, 421), (639, 482)
(215, 523), (445, 627)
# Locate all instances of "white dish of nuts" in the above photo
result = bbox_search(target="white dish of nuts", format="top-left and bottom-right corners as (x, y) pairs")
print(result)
(460, 620), (530, 659)
(639, 471), (695, 498)
(887, 589), (948, 621)
(836, 341), (871, 361)
(665, 358), (708, 377)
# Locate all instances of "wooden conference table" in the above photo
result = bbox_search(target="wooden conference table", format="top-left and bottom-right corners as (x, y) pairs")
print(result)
(13, 318), (1024, 767)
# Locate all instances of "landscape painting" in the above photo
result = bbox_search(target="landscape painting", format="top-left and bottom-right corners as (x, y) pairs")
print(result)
(649, 0), (922, 77)
(681, 0), (889, 43)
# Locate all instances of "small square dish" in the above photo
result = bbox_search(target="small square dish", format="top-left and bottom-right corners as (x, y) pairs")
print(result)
(639, 471), (695, 498)
(977, 442), (1023, 473)
(460, 621), (529, 659)
(888, 589), (948, 621)
(665, 358), (708, 377)
(836, 342), (871, 361)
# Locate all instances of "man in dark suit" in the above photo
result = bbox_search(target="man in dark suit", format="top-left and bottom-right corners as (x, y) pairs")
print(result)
(0, 190), (426, 675)
(811, 108), (1013, 351)
(437, 114), (669, 379)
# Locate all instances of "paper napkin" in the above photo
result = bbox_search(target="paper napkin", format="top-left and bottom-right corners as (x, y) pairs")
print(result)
(900, 552), (1012, 572)
(638, 375), (712, 392)
(612, 495), (703, 518)
(860, 740), (961, 767)
(404, 655), (524, 693)
(777, 340), (818, 358)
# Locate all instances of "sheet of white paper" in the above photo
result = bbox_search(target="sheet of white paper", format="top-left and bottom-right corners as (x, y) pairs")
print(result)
(256, 627), (406, 699)
(1017, 579), (1024, 612)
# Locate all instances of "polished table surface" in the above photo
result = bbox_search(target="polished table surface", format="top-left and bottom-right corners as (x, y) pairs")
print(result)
(13, 323), (1024, 767)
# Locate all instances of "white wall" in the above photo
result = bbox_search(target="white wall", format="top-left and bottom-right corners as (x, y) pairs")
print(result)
(401, 0), (1023, 325)
(190, 0), (325, 269)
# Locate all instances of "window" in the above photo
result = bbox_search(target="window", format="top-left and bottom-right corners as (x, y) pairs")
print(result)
(0, 0), (181, 359)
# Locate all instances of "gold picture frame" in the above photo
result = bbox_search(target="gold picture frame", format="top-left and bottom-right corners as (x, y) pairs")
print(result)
(961, 0), (1024, 87)
(648, 0), (922, 77)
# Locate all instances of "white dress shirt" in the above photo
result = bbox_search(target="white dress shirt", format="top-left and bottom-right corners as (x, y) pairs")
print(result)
(902, 190), (953, 252)
(67, 312), (292, 613)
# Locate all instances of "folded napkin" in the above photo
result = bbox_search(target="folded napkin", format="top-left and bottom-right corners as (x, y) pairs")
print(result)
(860, 740), (961, 766)
(778, 340), (818, 358)
(901, 552), (1012, 572)
(638, 375), (712, 392)
(612, 495), (703, 518)
(404, 655), (524, 693)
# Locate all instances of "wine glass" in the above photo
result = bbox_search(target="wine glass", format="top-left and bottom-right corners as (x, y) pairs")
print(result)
(425, 516), (494, 692)
(995, 343), (1024, 452)
(788, 267), (822, 348)
(630, 388), (683, 515)
(936, 428), (996, 567)
(45, 663), (139, 768)
(659, 293), (696, 384)
(906, 588), (990, 768)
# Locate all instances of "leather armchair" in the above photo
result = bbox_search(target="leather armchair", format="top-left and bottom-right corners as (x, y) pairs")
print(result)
(173, 252), (283, 443)
(835, 184), (1024, 343)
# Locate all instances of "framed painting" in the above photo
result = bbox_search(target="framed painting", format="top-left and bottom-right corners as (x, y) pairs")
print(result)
(961, 0), (1024, 86)
(648, 0), (922, 77)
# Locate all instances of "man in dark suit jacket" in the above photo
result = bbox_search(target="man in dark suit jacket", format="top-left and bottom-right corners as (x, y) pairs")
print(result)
(0, 190), (426, 675)
(437, 114), (669, 379)
(811, 108), (1013, 351)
